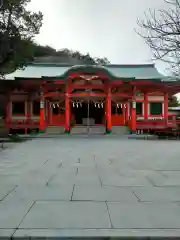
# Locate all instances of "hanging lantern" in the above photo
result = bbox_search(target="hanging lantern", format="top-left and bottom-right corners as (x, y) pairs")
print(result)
(72, 102), (75, 107)
(117, 104), (119, 108)
(101, 103), (103, 108)
(76, 103), (79, 108)
(53, 104), (55, 108)
(57, 103), (59, 108)
(80, 102), (82, 107)
(94, 103), (97, 107)
(98, 103), (100, 108)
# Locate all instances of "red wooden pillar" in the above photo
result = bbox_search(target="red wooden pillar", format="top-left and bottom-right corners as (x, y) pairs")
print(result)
(25, 99), (31, 135)
(125, 103), (129, 124)
(122, 103), (126, 125)
(39, 93), (45, 133)
(106, 87), (112, 133)
(45, 100), (48, 128)
(50, 102), (53, 125)
(26, 101), (31, 121)
(47, 101), (51, 125)
(164, 92), (168, 122)
(131, 88), (137, 133)
(144, 92), (148, 120)
(65, 92), (70, 133)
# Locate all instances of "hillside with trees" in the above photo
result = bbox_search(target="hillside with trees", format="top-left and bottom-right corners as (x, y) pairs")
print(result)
(0, 0), (43, 75)
(0, 0), (110, 76)
(32, 43), (110, 65)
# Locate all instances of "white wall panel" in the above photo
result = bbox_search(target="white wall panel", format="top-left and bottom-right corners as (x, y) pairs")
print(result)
(148, 96), (164, 101)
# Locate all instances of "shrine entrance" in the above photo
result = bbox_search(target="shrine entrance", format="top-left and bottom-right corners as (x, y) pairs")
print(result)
(71, 100), (105, 126)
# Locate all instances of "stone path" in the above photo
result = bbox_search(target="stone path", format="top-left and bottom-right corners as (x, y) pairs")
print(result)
(1, 137), (180, 238)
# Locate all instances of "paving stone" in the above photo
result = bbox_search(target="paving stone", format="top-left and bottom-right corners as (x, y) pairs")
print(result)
(131, 158), (180, 171)
(133, 186), (180, 202)
(161, 170), (180, 178)
(47, 175), (76, 186)
(2, 137), (180, 232)
(57, 167), (78, 175)
(147, 173), (180, 186)
(75, 172), (101, 186)
(15, 177), (50, 187)
(49, 171), (101, 186)
(100, 174), (152, 187)
(19, 201), (111, 229)
(107, 202), (180, 228)
(73, 186), (138, 202)
(48, 167), (77, 184)
(0, 184), (16, 200)
(117, 169), (158, 178)
(0, 201), (33, 228)
(62, 161), (96, 168)
(3, 185), (73, 202)
(0, 175), (21, 186)
(77, 167), (99, 175)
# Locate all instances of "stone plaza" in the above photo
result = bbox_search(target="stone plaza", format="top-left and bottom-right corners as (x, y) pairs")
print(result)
(1, 137), (180, 238)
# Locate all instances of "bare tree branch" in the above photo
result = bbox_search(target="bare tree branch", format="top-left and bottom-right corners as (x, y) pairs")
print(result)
(137, 0), (180, 75)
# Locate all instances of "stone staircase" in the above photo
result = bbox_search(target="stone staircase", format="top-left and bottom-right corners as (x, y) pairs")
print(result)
(90, 126), (106, 134)
(112, 126), (129, 135)
(45, 126), (65, 134)
(45, 126), (129, 136)
(71, 126), (105, 135)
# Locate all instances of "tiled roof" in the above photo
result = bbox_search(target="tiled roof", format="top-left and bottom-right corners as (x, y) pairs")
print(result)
(5, 63), (165, 81)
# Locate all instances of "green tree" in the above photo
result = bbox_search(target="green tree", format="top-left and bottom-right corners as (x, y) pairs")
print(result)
(0, 0), (43, 74)
(33, 45), (110, 65)
(33, 45), (56, 57)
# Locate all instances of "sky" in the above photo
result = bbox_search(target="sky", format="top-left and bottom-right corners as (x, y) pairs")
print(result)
(28, 0), (168, 72)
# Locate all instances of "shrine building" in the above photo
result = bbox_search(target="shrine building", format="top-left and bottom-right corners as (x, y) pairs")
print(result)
(1, 62), (180, 135)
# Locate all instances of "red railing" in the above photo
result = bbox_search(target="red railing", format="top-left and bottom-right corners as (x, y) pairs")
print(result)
(6, 119), (40, 129)
(5, 114), (180, 133)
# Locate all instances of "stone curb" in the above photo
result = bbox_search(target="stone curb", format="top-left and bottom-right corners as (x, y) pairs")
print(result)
(7, 229), (180, 239)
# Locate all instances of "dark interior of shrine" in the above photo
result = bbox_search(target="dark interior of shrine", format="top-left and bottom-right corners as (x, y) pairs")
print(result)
(72, 102), (104, 125)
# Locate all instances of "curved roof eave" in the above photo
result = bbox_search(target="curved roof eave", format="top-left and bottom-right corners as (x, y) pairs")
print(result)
(4, 63), (168, 81)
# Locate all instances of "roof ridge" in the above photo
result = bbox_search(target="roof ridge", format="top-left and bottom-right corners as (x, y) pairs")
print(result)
(29, 63), (73, 67)
(29, 63), (155, 68)
(105, 64), (155, 68)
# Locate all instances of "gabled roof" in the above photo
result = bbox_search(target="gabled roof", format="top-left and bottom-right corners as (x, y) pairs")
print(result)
(5, 63), (165, 81)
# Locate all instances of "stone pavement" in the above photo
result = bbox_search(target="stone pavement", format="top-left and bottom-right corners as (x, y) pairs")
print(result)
(1, 137), (180, 238)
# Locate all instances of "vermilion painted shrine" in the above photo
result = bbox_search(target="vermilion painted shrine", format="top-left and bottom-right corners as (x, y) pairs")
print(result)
(2, 62), (180, 134)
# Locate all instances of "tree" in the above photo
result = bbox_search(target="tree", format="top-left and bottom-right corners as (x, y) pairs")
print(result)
(0, 0), (43, 74)
(137, 0), (180, 76)
(32, 45), (110, 65)
(169, 95), (180, 107)
(33, 45), (56, 57)
(94, 57), (110, 65)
